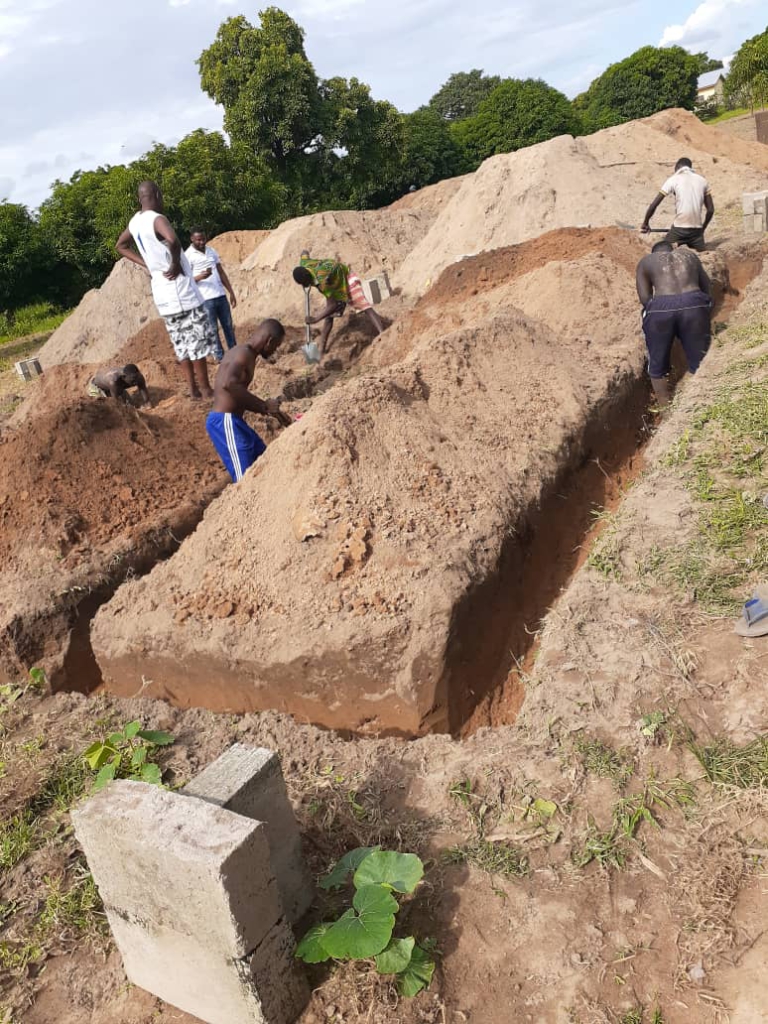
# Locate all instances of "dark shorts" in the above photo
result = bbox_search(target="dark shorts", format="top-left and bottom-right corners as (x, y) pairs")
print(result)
(665, 225), (705, 252)
(642, 290), (712, 378)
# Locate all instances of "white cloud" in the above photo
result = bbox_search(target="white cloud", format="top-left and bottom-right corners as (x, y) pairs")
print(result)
(660, 0), (761, 51)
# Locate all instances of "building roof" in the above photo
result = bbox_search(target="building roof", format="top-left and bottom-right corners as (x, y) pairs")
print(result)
(697, 69), (726, 90)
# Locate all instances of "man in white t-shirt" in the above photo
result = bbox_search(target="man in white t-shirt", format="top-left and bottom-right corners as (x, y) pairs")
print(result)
(641, 157), (714, 252)
(116, 181), (217, 399)
(185, 228), (238, 362)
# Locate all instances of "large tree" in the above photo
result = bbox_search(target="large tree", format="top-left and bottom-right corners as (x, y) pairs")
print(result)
(727, 27), (768, 111)
(429, 69), (503, 122)
(0, 203), (54, 312)
(452, 79), (580, 169)
(575, 45), (702, 131)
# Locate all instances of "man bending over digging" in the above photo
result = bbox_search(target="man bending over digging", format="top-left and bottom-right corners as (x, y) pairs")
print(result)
(88, 364), (150, 406)
(116, 181), (218, 400)
(293, 250), (385, 356)
(636, 241), (712, 409)
(206, 319), (292, 483)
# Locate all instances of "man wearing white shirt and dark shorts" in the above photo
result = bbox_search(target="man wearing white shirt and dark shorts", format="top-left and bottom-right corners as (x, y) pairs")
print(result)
(186, 228), (238, 362)
(641, 157), (715, 252)
(116, 182), (217, 399)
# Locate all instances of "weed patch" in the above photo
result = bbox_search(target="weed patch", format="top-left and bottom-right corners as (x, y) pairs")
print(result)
(575, 737), (633, 788)
(691, 735), (768, 788)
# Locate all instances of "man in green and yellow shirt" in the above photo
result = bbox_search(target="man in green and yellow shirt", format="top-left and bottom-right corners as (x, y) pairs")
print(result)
(293, 250), (385, 355)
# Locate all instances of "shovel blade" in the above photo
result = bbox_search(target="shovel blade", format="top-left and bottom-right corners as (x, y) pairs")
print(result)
(302, 342), (321, 364)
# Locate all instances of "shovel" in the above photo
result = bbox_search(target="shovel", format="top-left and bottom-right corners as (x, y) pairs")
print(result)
(616, 221), (670, 233)
(301, 287), (321, 364)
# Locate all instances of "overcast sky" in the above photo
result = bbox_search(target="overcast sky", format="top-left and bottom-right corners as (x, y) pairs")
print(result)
(0, 0), (764, 209)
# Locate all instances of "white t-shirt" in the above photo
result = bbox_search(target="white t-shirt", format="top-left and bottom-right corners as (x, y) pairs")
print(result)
(128, 210), (203, 316)
(185, 245), (226, 301)
(660, 167), (711, 229)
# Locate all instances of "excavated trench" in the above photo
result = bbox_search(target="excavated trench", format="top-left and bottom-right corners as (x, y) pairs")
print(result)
(22, 253), (760, 736)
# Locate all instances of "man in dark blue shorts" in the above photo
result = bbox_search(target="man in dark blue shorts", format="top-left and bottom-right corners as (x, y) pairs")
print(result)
(206, 319), (291, 482)
(636, 241), (712, 409)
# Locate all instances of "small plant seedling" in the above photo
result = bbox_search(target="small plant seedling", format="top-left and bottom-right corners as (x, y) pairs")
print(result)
(296, 848), (435, 998)
(639, 711), (666, 740)
(82, 721), (174, 791)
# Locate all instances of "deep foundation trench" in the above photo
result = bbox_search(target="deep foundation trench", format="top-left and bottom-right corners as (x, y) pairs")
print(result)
(32, 252), (760, 737)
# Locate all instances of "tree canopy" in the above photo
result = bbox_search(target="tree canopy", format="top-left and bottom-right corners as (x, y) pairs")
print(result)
(452, 79), (580, 168)
(575, 45), (701, 131)
(429, 70), (503, 122)
(727, 27), (768, 111)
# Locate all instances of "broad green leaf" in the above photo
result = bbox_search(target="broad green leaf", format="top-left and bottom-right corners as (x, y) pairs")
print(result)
(139, 763), (162, 786)
(131, 746), (148, 768)
(375, 936), (415, 975)
(532, 798), (557, 818)
(354, 850), (424, 894)
(295, 923), (333, 963)
(136, 730), (175, 747)
(108, 733), (124, 746)
(83, 742), (116, 770)
(28, 667), (46, 689)
(320, 885), (397, 959)
(93, 761), (118, 791)
(319, 846), (380, 891)
(397, 945), (435, 997)
(123, 721), (142, 739)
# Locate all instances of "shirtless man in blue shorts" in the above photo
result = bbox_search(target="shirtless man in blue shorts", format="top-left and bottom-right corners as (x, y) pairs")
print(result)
(636, 241), (712, 409)
(205, 319), (290, 482)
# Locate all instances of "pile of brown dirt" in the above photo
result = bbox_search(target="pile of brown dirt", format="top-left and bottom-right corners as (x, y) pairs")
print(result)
(0, 386), (233, 686)
(208, 229), (271, 265)
(397, 111), (768, 295)
(37, 260), (155, 367)
(643, 107), (768, 172)
(91, 229), (656, 734)
(387, 174), (469, 214)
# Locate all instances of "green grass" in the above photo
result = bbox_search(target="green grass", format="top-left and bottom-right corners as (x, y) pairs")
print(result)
(0, 302), (69, 347)
(0, 812), (36, 873)
(575, 737), (634, 788)
(691, 735), (768, 788)
(37, 871), (103, 935)
(700, 106), (751, 124)
(444, 837), (529, 878)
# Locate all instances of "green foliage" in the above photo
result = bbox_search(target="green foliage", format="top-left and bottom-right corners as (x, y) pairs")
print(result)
(0, 204), (56, 313)
(444, 837), (530, 878)
(575, 736), (634, 788)
(82, 720), (174, 791)
(691, 735), (768, 788)
(727, 28), (768, 110)
(0, 302), (69, 347)
(393, 107), (463, 197)
(428, 69), (502, 122)
(576, 45), (701, 131)
(453, 79), (579, 169)
(296, 847), (434, 997)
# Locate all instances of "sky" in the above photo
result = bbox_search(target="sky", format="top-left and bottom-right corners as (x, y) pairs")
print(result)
(0, 0), (765, 209)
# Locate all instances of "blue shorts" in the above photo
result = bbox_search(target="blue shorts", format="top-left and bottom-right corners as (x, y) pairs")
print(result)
(206, 412), (266, 483)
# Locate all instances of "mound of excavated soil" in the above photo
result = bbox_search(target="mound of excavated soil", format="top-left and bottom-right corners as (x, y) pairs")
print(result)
(397, 112), (768, 295)
(208, 229), (270, 266)
(0, 386), (233, 686)
(643, 107), (768, 173)
(91, 229), (658, 734)
(387, 175), (469, 215)
(37, 260), (155, 367)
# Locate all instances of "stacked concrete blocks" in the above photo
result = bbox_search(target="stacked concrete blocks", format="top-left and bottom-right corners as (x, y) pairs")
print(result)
(742, 191), (768, 233)
(72, 748), (312, 1024)
(182, 744), (314, 924)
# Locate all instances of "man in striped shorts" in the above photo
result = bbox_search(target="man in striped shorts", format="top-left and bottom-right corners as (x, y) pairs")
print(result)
(292, 250), (385, 356)
(205, 319), (290, 483)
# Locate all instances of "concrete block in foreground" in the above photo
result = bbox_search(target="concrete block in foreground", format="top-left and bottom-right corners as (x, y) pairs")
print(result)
(72, 780), (280, 957)
(183, 744), (313, 923)
(73, 780), (309, 1024)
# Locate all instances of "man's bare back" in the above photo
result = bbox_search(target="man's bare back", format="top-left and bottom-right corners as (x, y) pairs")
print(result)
(212, 346), (258, 416)
(636, 246), (710, 306)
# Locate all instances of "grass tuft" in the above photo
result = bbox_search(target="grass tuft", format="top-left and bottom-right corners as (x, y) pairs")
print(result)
(691, 735), (768, 789)
(444, 837), (529, 878)
(575, 737), (633, 788)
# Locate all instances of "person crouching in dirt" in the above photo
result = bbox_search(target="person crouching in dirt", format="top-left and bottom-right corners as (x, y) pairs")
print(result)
(206, 319), (292, 483)
(292, 251), (385, 356)
(641, 157), (714, 252)
(116, 181), (218, 400)
(636, 241), (712, 410)
(87, 364), (151, 406)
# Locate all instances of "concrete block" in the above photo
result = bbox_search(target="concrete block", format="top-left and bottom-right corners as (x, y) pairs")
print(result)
(107, 911), (308, 1024)
(741, 190), (768, 214)
(72, 780), (281, 957)
(361, 272), (392, 306)
(183, 745), (313, 923)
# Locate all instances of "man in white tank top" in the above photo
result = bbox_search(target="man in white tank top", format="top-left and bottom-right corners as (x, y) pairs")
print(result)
(116, 181), (218, 399)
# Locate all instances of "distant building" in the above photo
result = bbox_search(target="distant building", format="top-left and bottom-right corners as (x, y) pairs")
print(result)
(697, 69), (726, 105)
